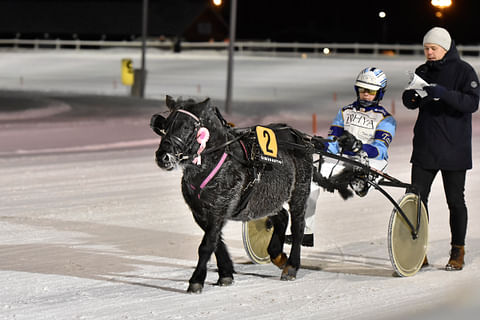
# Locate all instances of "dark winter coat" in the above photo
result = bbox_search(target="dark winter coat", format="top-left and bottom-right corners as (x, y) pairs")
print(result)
(402, 43), (480, 170)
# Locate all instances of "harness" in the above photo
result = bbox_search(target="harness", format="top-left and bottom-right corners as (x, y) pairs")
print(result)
(160, 108), (257, 206)
(191, 131), (261, 216)
(157, 108), (313, 215)
(191, 124), (312, 216)
(190, 152), (229, 198)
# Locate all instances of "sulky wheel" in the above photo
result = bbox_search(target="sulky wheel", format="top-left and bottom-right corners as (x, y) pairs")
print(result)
(388, 193), (428, 277)
(242, 217), (274, 264)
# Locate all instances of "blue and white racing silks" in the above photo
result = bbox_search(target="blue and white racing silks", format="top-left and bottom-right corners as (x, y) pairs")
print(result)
(326, 102), (396, 160)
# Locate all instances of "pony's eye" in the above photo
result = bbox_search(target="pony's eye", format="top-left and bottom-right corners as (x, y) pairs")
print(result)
(182, 123), (193, 132)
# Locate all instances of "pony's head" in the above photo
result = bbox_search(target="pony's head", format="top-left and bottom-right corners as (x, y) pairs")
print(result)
(151, 95), (213, 170)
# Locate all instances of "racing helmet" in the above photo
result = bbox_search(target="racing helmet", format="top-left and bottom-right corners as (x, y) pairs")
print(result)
(354, 67), (387, 106)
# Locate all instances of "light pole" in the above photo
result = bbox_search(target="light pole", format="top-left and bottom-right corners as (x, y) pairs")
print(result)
(139, 0), (148, 98)
(378, 11), (387, 43)
(131, 0), (149, 98)
(225, 0), (237, 114)
(213, 0), (237, 114)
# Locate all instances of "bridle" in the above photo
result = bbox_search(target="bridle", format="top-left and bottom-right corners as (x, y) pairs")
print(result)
(153, 108), (211, 165)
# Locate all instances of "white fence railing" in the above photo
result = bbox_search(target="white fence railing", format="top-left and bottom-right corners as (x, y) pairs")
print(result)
(1, 38), (480, 57)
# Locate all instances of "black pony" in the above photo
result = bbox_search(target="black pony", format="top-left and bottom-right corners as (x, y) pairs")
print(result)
(152, 96), (313, 293)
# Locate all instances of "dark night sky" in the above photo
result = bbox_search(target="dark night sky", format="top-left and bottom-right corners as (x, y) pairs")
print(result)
(1, 0), (479, 45)
(234, 0), (480, 44)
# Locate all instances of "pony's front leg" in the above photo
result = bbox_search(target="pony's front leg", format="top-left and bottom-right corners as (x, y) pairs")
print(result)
(214, 234), (234, 286)
(188, 220), (226, 293)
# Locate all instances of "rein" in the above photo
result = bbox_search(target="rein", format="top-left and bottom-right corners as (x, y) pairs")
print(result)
(201, 131), (249, 156)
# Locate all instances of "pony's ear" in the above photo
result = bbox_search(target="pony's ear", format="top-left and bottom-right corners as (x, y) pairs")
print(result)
(199, 98), (215, 115)
(200, 97), (211, 106)
(166, 95), (176, 111)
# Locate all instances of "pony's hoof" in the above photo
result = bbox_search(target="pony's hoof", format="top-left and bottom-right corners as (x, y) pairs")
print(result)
(280, 265), (297, 281)
(187, 283), (203, 294)
(217, 276), (234, 286)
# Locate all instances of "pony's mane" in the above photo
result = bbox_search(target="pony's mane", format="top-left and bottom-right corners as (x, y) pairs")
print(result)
(174, 97), (203, 110)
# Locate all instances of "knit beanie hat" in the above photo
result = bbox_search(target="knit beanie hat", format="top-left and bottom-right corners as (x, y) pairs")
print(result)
(423, 27), (451, 51)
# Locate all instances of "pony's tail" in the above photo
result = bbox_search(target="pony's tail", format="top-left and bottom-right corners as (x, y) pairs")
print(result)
(312, 169), (354, 200)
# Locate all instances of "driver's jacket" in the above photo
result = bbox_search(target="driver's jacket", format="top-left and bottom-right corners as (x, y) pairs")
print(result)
(326, 101), (396, 160)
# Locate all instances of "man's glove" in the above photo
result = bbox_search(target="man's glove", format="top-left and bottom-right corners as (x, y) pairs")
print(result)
(338, 131), (363, 153)
(423, 84), (447, 100)
(402, 89), (421, 109)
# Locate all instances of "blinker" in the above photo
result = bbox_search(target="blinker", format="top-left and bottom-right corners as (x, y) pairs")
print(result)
(150, 113), (167, 136)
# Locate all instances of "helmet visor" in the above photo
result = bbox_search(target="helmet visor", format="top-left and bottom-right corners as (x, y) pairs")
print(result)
(357, 87), (378, 95)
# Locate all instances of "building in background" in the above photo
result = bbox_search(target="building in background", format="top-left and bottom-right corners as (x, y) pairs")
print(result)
(0, 0), (228, 42)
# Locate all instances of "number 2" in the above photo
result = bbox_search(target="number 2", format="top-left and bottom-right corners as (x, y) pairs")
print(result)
(263, 130), (273, 153)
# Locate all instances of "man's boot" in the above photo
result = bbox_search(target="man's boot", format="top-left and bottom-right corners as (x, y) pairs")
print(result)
(445, 245), (465, 271)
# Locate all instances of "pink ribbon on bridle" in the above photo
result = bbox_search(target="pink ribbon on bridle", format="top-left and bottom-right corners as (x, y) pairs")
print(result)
(192, 127), (210, 165)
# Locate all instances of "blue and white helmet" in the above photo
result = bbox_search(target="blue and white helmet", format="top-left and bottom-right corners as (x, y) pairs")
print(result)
(354, 67), (387, 105)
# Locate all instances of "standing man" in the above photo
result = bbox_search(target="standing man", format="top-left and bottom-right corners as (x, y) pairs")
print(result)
(402, 27), (479, 270)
